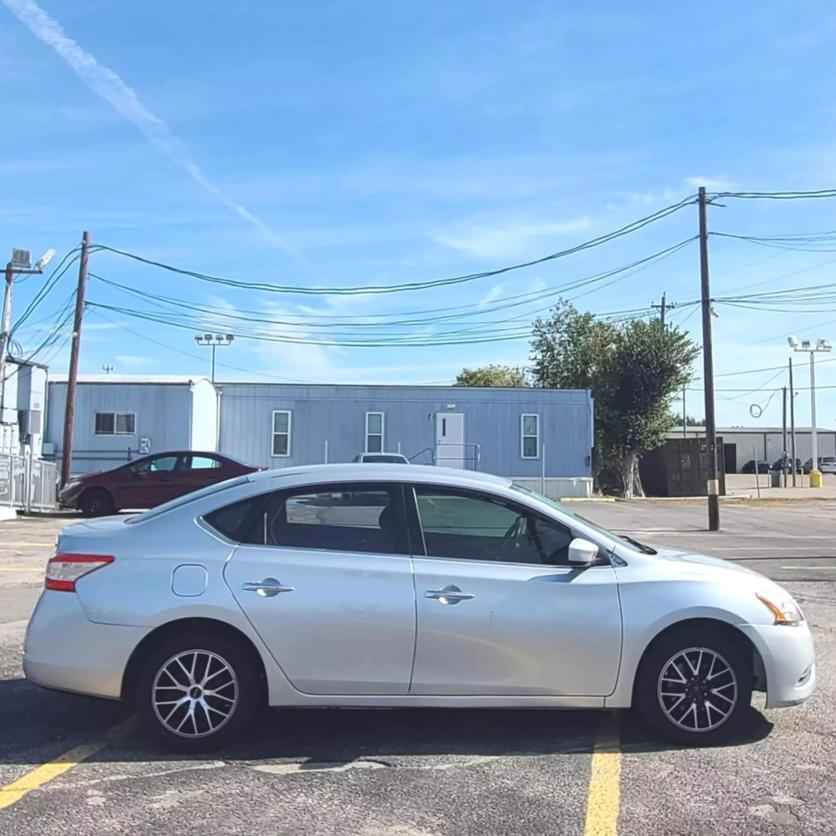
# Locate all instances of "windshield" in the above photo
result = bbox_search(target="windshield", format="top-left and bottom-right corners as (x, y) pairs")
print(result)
(125, 475), (252, 524)
(511, 483), (657, 554)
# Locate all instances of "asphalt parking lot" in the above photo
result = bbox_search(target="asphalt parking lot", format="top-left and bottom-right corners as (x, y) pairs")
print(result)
(0, 502), (834, 835)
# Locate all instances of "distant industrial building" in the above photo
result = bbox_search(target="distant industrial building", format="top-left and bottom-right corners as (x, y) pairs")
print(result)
(669, 426), (836, 472)
(44, 377), (595, 497)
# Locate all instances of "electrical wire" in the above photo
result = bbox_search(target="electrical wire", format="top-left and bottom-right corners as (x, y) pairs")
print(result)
(93, 197), (698, 296)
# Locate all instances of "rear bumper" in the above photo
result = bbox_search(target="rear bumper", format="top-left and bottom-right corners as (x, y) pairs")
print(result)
(23, 590), (148, 699)
(739, 621), (816, 708)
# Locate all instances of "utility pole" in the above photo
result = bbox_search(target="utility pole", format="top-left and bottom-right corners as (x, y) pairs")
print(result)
(651, 292), (673, 327)
(782, 386), (788, 488)
(60, 231), (90, 488)
(789, 357), (797, 487)
(0, 248), (55, 423)
(698, 187), (720, 530)
(682, 385), (687, 436)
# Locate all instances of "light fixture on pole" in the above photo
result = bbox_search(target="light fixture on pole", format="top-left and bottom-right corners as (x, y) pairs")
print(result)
(0, 247), (56, 422)
(194, 333), (234, 383)
(787, 336), (832, 484)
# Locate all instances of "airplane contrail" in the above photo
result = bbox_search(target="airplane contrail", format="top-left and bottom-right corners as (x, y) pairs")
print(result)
(3, 0), (299, 258)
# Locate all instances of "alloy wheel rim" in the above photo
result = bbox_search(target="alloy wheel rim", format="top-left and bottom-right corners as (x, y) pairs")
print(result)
(152, 649), (239, 738)
(657, 647), (738, 733)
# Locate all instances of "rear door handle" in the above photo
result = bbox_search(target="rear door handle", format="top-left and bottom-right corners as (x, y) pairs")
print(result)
(425, 584), (475, 605)
(242, 577), (294, 598)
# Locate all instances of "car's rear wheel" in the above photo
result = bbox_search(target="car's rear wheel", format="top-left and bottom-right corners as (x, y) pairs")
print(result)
(79, 488), (115, 517)
(135, 630), (261, 752)
(635, 626), (753, 746)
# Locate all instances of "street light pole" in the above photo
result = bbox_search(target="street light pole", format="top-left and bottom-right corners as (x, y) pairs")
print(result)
(810, 350), (817, 472)
(0, 247), (56, 425)
(788, 336), (832, 484)
(194, 333), (234, 383)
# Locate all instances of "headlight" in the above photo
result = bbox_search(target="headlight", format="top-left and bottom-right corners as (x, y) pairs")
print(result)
(756, 592), (804, 626)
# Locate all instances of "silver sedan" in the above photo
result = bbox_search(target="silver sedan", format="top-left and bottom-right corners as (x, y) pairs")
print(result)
(24, 464), (815, 752)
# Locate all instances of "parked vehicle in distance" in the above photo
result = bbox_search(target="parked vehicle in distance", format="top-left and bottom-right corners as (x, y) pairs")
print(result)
(59, 451), (262, 516)
(352, 452), (410, 464)
(27, 464), (814, 752)
(802, 457), (836, 474)
(740, 459), (770, 474)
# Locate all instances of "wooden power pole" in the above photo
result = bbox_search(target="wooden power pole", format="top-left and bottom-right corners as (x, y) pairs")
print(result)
(698, 188), (720, 531)
(60, 231), (90, 488)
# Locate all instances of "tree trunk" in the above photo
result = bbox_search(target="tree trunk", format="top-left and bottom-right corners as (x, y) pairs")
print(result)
(620, 452), (637, 499)
(632, 456), (645, 498)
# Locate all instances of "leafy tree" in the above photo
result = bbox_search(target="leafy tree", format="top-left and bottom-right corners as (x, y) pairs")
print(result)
(455, 364), (528, 387)
(530, 300), (699, 497)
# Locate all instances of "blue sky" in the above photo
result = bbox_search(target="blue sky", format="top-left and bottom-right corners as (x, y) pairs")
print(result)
(3, 0), (836, 428)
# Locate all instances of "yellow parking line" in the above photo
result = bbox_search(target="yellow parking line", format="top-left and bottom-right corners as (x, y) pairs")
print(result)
(0, 717), (136, 811)
(583, 712), (622, 836)
(0, 543), (54, 548)
(0, 568), (41, 572)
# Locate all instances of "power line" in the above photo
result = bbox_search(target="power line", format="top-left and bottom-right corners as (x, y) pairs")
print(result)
(93, 197), (698, 297)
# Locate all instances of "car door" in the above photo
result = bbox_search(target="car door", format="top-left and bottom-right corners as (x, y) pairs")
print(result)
(223, 481), (417, 695)
(407, 485), (622, 697)
(176, 454), (228, 495)
(113, 454), (183, 509)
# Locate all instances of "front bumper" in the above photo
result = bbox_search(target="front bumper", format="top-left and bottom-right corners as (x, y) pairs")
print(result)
(739, 620), (816, 708)
(23, 590), (148, 699)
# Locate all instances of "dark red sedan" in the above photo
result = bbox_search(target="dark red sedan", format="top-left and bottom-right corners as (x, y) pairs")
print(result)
(59, 451), (262, 516)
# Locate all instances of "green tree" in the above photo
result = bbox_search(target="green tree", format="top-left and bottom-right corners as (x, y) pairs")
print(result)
(455, 364), (528, 387)
(530, 300), (698, 497)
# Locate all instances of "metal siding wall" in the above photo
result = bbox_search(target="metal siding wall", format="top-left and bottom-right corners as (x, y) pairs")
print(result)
(218, 385), (592, 477)
(46, 383), (195, 473)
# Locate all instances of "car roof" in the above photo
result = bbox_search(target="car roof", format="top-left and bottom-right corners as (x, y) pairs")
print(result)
(246, 463), (511, 490)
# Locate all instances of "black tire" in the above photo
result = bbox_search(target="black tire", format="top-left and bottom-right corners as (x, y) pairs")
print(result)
(635, 625), (753, 746)
(79, 488), (115, 517)
(134, 629), (262, 753)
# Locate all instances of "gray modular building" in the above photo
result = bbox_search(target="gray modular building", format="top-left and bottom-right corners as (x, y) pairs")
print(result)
(46, 376), (218, 472)
(45, 378), (595, 497)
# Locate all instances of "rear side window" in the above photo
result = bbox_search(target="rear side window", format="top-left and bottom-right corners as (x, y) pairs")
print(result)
(248, 483), (407, 555)
(204, 496), (267, 541)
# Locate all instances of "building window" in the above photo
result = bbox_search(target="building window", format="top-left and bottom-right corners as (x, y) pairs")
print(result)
(521, 413), (539, 459)
(365, 412), (384, 453)
(272, 410), (292, 457)
(95, 412), (135, 435)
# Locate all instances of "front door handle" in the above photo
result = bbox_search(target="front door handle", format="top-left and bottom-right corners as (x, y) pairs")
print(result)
(242, 577), (294, 598)
(425, 584), (475, 605)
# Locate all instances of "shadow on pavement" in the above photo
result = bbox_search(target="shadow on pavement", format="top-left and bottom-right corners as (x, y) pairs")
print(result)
(0, 678), (773, 767)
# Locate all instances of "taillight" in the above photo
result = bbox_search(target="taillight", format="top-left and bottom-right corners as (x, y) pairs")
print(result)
(45, 553), (115, 592)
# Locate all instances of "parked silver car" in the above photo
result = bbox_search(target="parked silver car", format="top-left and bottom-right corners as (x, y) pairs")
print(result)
(24, 464), (814, 752)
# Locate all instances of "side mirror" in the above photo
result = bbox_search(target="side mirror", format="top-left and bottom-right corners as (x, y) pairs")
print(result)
(568, 537), (599, 567)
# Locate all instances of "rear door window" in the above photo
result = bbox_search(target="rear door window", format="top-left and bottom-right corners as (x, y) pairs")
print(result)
(244, 482), (408, 555)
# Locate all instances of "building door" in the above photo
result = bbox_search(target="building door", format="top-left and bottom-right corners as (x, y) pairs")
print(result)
(435, 412), (465, 468)
(723, 444), (737, 474)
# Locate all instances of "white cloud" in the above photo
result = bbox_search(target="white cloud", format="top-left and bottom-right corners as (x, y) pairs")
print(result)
(477, 283), (505, 308)
(683, 176), (736, 192)
(114, 354), (155, 369)
(2, 0), (298, 258)
(433, 217), (592, 260)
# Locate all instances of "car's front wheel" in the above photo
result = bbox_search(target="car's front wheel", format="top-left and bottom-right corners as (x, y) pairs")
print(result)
(635, 626), (753, 746)
(135, 630), (262, 752)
